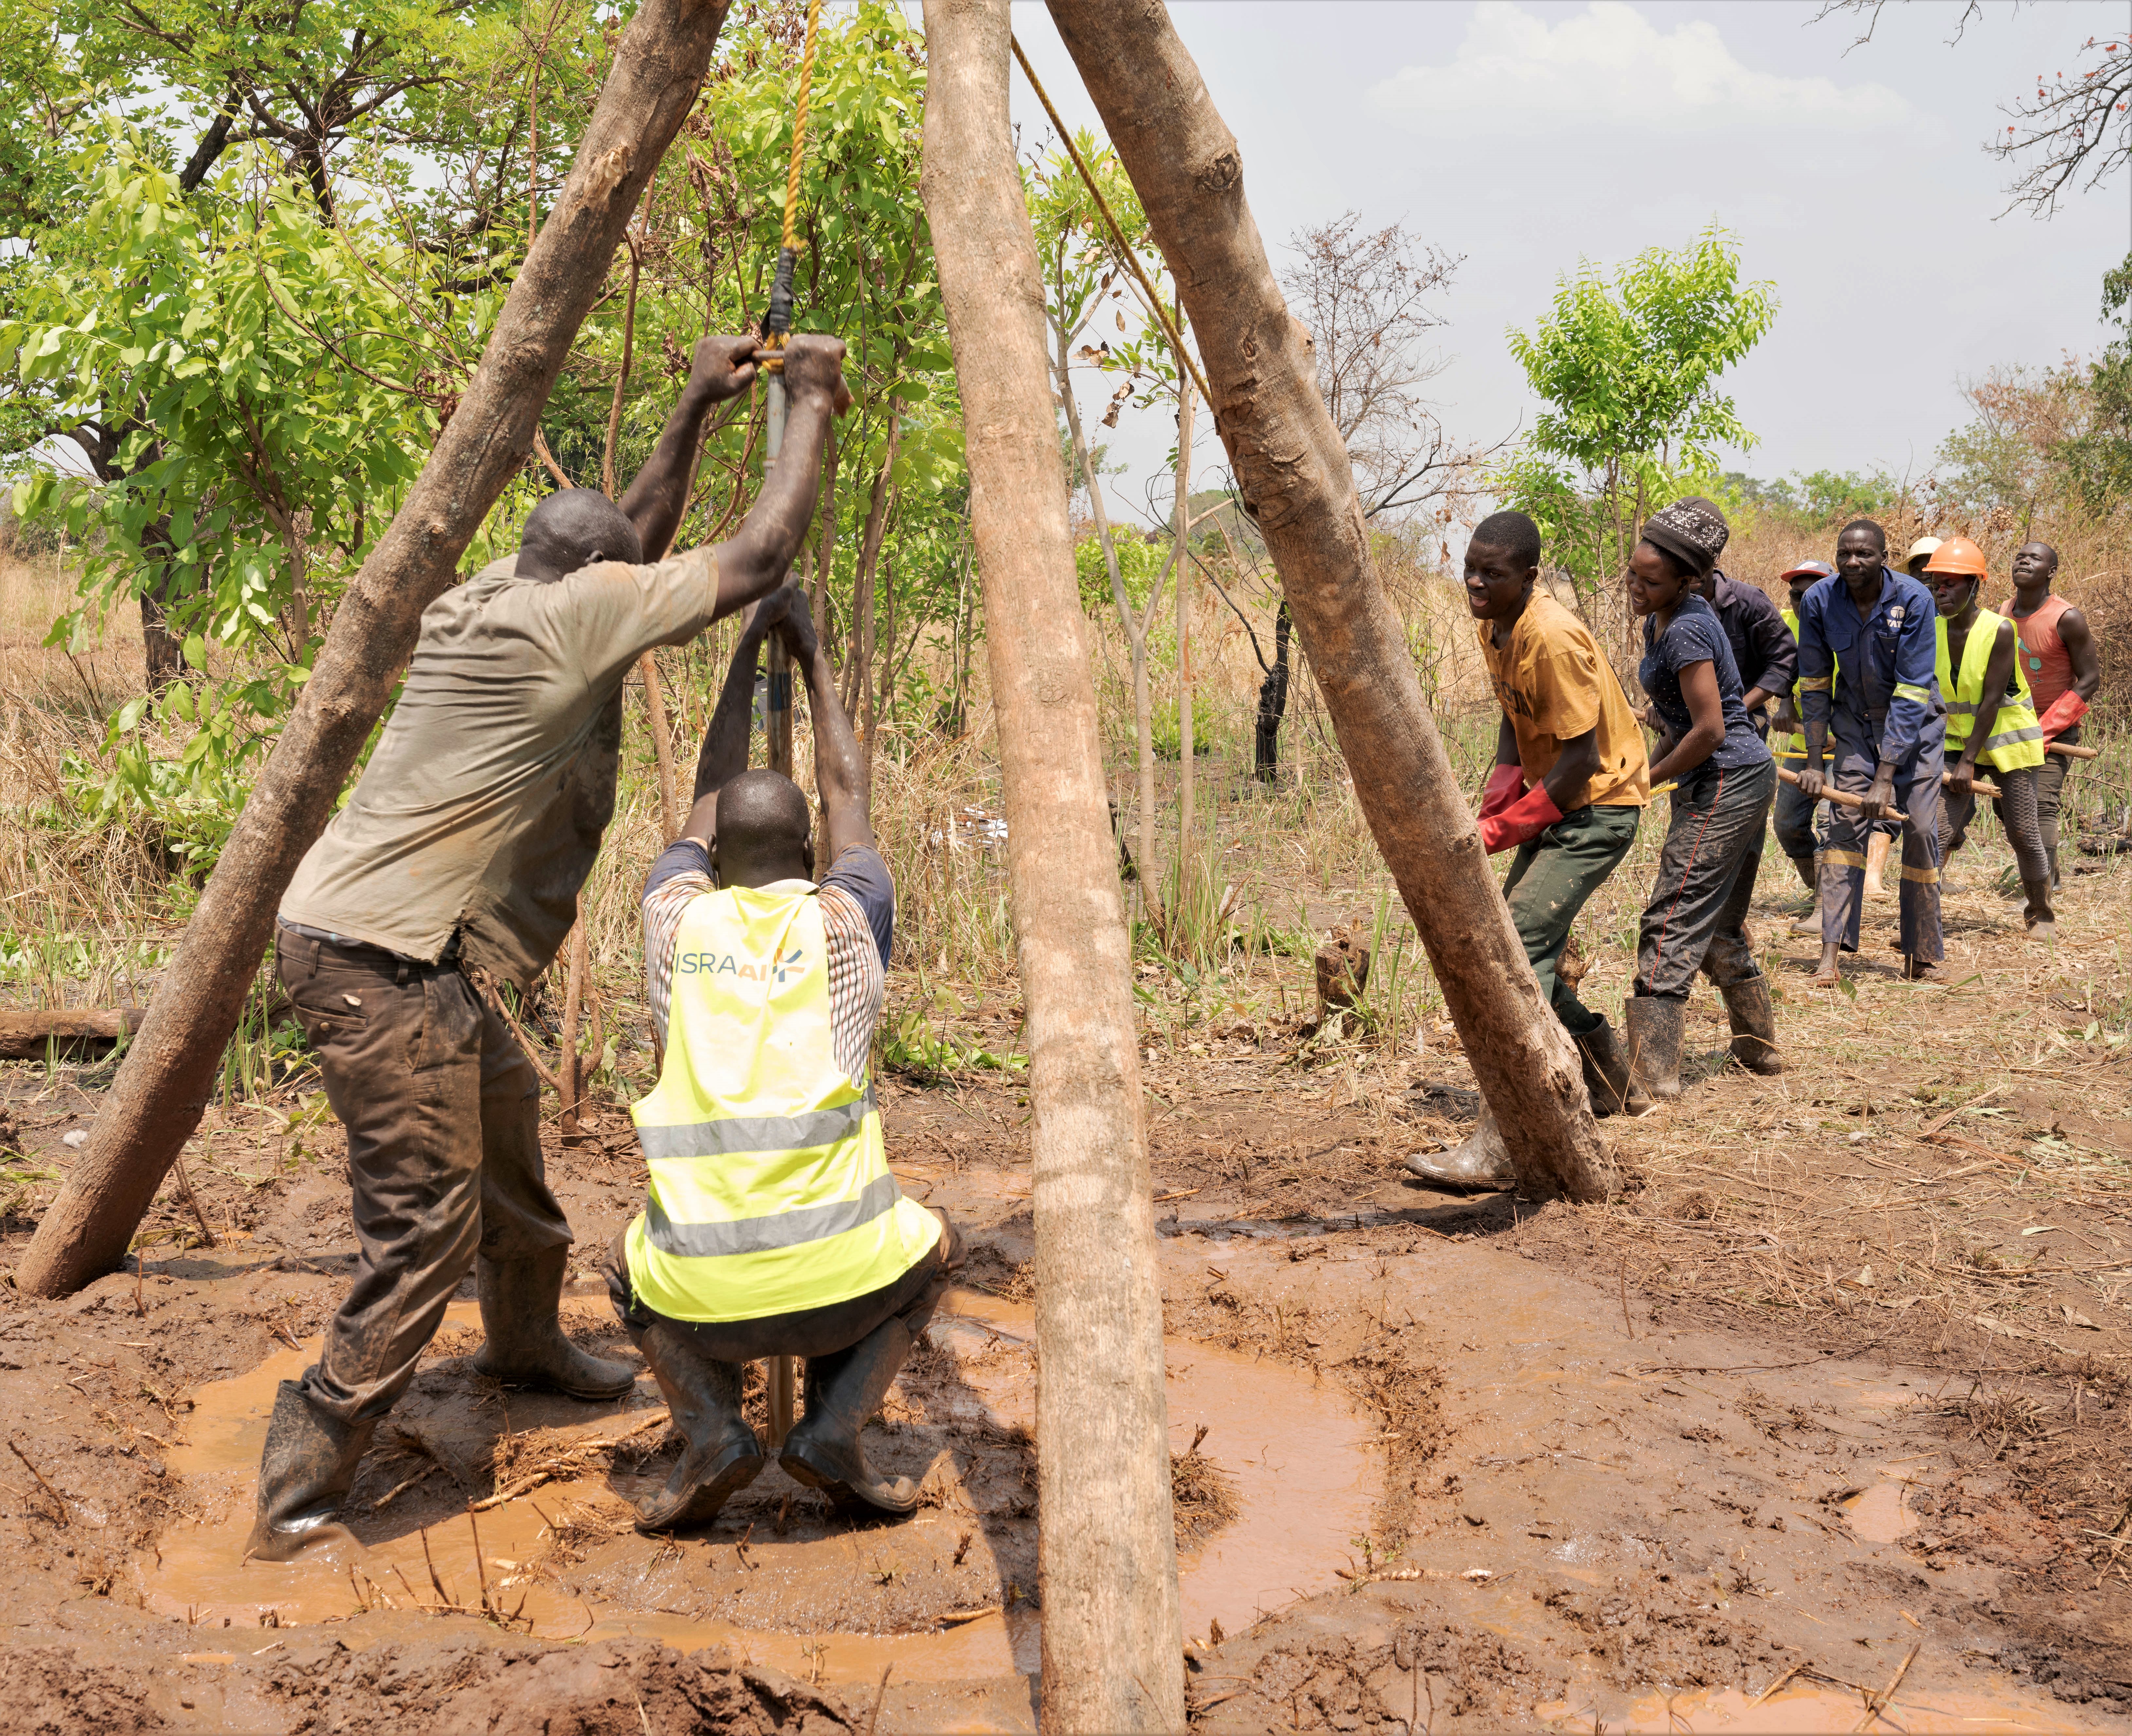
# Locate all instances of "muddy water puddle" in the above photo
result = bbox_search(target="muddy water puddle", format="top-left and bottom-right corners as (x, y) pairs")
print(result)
(142, 1290), (1378, 1686)
(1543, 1679), (2102, 1732)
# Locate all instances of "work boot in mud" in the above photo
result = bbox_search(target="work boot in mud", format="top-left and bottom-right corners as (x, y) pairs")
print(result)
(630, 1324), (764, 1534)
(1400, 1103), (1514, 1190)
(1622, 995), (1685, 1102)
(470, 1246), (638, 1400)
(781, 1318), (923, 1515)
(1574, 1020), (1651, 1119)
(1719, 975), (1783, 1076)
(2021, 877), (2057, 941)
(244, 1380), (377, 1564)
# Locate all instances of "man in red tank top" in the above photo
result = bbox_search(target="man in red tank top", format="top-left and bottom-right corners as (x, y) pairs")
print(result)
(2003, 542), (2102, 888)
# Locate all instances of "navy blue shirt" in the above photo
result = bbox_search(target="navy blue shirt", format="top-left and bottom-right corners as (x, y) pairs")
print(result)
(1640, 594), (1768, 772)
(1793, 568), (1943, 763)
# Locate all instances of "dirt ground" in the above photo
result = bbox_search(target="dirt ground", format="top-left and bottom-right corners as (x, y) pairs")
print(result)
(1, 842), (2128, 1732)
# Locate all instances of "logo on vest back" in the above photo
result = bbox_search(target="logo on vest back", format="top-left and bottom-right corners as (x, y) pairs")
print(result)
(677, 943), (806, 986)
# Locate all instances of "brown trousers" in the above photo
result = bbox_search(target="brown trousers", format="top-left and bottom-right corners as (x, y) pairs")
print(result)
(277, 930), (570, 1426)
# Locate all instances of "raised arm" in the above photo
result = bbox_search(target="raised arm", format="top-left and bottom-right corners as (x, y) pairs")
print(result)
(619, 336), (761, 561)
(678, 592), (791, 847)
(772, 602), (874, 860)
(708, 335), (852, 618)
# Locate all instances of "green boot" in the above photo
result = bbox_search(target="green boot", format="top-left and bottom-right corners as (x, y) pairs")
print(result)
(1720, 975), (1783, 1075)
(471, 1247), (638, 1400)
(630, 1324), (764, 1534)
(781, 1318), (923, 1516)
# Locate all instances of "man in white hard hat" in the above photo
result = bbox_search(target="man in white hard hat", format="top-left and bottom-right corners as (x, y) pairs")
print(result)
(1904, 537), (1942, 581)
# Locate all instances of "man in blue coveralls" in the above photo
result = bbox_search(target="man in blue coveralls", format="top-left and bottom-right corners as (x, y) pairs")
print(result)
(1793, 519), (1947, 986)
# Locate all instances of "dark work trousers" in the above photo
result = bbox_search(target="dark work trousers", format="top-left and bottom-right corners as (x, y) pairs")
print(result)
(2035, 722), (2081, 880)
(276, 930), (571, 1427)
(1817, 723), (1946, 960)
(1500, 802), (1643, 1039)
(1634, 757), (1777, 998)
(1770, 772), (1822, 870)
(600, 1211), (965, 1359)
(1944, 766), (2050, 885)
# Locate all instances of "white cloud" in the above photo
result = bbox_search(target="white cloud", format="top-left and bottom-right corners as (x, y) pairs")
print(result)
(1368, 1), (1916, 135)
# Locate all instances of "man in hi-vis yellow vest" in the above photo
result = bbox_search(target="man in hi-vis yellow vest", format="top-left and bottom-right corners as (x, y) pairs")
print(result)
(602, 589), (957, 1532)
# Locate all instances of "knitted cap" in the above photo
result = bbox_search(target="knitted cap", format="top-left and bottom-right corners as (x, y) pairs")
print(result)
(1639, 496), (1730, 576)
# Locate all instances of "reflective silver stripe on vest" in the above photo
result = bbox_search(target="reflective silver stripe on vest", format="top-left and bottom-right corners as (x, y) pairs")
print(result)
(644, 1169), (899, 1259)
(637, 1092), (875, 1161)
(1982, 722), (2044, 751)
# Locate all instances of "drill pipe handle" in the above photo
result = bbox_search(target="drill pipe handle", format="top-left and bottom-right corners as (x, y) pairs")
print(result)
(1776, 765), (2000, 807)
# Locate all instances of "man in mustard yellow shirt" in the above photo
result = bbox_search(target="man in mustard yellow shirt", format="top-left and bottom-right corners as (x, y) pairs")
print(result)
(1406, 511), (1651, 1189)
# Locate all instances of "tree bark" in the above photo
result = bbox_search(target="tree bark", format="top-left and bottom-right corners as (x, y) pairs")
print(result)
(1254, 600), (1292, 782)
(639, 652), (681, 839)
(13, 0), (736, 1300)
(919, 4), (1186, 1728)
(1050, 0), (1610, 1203)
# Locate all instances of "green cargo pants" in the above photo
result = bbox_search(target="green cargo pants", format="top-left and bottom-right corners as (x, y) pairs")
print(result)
(1500, 801), (1642, 1038)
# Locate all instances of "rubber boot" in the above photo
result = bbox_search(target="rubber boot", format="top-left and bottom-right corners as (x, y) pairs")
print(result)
(2021, 877), (2057, 941)
(1720, 975), (1783, 1075)
(2047, 844), (2061, 894)
(244, 1380), (377, 1564)
(629, 1324), (764, 1534)
(1863, 831), (1892, 899)
(1623, 995), (1685, 1102)
(781, 1317), (923, 1515)
(470, 1246), (637, 1400)
(1401, 1103), (1514, 1190)
(1575, 1019), (1652, 1119)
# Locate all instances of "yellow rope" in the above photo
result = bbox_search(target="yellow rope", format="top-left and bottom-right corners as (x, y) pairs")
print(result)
(781, 0), (823, 256)
(1009, 32), (1212, 409)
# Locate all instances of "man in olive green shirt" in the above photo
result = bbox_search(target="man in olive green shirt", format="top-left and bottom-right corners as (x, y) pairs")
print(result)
(250, 335), (850, 1563)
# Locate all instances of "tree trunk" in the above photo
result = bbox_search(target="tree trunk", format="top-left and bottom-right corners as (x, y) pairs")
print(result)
(1051, 0), (1610, 1203)
(639, 652), (681, 839)
(13, 0), (736, 1300)
(919, 4), (1186, 1728)
(843, 414), (902, 721)
(1254, 600), (1291, 782)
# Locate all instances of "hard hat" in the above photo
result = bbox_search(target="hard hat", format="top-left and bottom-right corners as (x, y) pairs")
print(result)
(1923, 535), (1988, 578)
(1905, 536), (1943, 565)
(1778, 560), (1835, 582)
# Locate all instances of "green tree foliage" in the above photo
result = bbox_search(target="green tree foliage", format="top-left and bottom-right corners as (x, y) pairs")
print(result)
(2055, 251), (2132, 513)
(1495, 225), (1778, 588)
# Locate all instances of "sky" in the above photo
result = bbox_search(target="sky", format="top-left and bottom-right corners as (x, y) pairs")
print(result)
(1008, 0), (2132, 530)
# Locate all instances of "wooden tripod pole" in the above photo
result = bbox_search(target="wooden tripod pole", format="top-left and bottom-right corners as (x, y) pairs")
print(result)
(922, 2), (1184, 1726)
(1047, 0), (1609, 1202)
(13, 0), (737, 1298)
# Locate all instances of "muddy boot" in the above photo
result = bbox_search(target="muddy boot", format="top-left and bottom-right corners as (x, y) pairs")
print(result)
(1863, 831), (1892, 899)
(1720, 975), (1783, 1076)
(244, 1380), (377, 1564)
(1622, 995), (1685, 1102)
(630, 1325), (764, 1534)
(1575, 1020), (1652, 1119)
(780, 1318), (925, 1515)
(471, 1246), (637, 1400)
(1401, 1103), (1514, 1190)
(2021, 877), (2056, 941)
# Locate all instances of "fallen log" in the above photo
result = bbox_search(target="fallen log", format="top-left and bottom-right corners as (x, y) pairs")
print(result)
(0, 1009), (145, 1060)
(1047, 0), (1609, 1201)
(15, 0), (736, 1298)
(920, 4), (1185, 1725)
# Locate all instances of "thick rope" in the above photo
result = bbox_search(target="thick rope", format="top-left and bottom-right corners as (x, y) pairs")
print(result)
(1009, 33), (1212, 409)
(782, 0), (823, 255)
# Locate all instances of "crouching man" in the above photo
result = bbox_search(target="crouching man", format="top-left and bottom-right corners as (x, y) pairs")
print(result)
(605, 592), (958, 1532)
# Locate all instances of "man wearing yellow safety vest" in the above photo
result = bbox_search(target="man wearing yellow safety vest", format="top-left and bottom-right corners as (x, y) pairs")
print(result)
(1793, 519), (1947, 986)
(1924, 537), (2054, 937)
(602, 590), (957, 1532)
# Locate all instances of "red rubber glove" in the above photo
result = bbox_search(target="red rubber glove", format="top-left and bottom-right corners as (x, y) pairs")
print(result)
(1477, 782), (1563, 854)
(1478, 763), (1524, 822)
(2036, 690), (2089, 741)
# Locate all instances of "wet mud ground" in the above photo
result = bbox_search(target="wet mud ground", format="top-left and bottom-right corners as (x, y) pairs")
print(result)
(0, 858), (2128, 1731)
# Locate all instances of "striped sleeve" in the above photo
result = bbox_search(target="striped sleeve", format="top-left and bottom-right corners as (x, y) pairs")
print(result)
(818, 880), (887, 1086)
(642, 841), (715, 1048)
